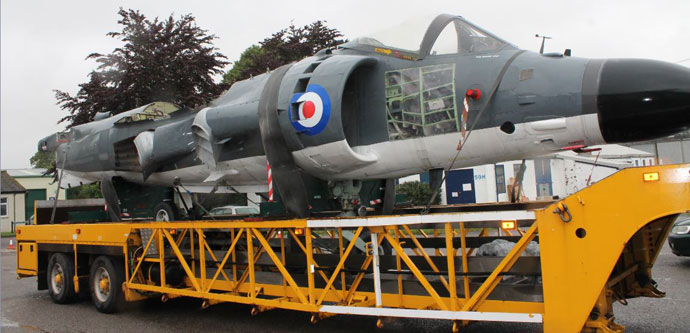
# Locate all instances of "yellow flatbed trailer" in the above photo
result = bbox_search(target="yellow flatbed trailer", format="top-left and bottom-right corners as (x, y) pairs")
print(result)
(15, 164), (690, 332)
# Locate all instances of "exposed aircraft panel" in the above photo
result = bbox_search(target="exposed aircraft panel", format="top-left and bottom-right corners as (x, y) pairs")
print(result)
(386, 64), (459, 140)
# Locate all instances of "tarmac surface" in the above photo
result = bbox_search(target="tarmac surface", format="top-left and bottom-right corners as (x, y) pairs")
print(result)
(2, 236), (689, 333)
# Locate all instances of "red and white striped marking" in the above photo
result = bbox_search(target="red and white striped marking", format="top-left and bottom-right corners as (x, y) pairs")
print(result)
(457, 96), (470, 151)
(266, 161), (274, 202)
(369, 198), (382, 205)
(457, 89), (481, 151)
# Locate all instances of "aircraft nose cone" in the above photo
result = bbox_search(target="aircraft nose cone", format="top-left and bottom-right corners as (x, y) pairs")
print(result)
(597, 59), (690, 143)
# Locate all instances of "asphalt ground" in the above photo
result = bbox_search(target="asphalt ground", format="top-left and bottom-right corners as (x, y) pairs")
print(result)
(1, 236), (689, 333)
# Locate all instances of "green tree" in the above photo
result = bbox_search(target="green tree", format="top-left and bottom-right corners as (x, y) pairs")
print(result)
(30, 151), (55, 169)
(66, 183), (104, 199)
(223, 21), (344, 86)
(55, 8), (229, 128)
(222, 45), (265, 85)
(396, 181), (440, 206)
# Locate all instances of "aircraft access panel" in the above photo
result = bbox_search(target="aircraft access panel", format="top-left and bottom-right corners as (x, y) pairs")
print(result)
(385, 63), (460, 140)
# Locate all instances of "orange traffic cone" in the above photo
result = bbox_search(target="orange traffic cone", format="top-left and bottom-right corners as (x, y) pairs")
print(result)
(8, 239), (15, 250)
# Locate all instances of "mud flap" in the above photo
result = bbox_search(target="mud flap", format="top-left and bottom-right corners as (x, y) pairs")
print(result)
(100, 177), (122, 222)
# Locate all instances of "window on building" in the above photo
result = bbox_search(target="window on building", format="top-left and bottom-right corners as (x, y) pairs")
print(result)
(513, 163), (526, 178)
(1, 197), (7, 217)
(495, 165), (506, 194)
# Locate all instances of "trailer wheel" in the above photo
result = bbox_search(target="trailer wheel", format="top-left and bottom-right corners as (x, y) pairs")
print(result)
(89, 256), (125, 313)
(47, 253), (76, 304)
(154, 202), (177, 221)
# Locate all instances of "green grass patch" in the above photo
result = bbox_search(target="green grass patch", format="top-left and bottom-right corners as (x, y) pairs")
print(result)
(1, 232), (16, 238)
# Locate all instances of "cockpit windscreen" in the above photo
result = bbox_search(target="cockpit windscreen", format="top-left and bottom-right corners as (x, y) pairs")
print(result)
(342, 14), (511, 57)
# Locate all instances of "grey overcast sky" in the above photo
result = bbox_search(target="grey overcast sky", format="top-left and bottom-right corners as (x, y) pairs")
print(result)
(2, 0), (689, 169)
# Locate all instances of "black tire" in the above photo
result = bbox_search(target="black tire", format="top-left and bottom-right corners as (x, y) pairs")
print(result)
(89, 256), (125, 313)
(47, 253), (76, 304)
(153, 202), (178, 221)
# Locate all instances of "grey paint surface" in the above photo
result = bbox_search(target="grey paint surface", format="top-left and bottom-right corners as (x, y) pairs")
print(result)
(44, 16), (592, 173)
(36, 15), (690, 212)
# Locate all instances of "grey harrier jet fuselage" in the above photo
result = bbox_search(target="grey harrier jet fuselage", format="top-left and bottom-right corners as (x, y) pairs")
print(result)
(40, 14), (690, 217)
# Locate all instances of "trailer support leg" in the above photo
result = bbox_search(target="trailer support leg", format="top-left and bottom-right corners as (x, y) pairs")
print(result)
(371, 232), (382, 308)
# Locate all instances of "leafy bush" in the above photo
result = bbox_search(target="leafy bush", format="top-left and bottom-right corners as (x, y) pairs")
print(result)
(396, 181), (440, 206)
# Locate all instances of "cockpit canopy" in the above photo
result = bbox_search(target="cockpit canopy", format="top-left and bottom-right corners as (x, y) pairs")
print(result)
(115, 101), (180, 124)
(340, 14), (513, 59)
(63, 102), (183, 142)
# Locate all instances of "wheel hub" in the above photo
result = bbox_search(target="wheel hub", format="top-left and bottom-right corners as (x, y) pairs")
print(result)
(93, 266), (112, 302)
(99, 277), (110, 292)
(50, 263), (65, 294)
(156, 209), (170, 221)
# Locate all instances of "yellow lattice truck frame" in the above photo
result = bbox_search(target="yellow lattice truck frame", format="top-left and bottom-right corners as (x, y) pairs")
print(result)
(16, 164), (690, 332)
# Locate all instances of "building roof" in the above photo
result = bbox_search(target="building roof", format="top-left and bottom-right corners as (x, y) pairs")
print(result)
(623, 129), (690, 145)
(588, 144), (654, 159)
(556, 144), (652, 160)
(1, 170), (27, 193)
(5, 168), (50, 178)
(554, 144), (655, 170)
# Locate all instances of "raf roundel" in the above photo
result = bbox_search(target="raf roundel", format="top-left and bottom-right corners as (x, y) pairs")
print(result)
(289, 84), (331, 136)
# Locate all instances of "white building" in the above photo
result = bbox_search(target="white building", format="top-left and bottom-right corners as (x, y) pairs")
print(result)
(625, 131), (690, 165)
(1, 171), (27, 232)
(6, 168), (66, 220)
(400, 144), (654, 205)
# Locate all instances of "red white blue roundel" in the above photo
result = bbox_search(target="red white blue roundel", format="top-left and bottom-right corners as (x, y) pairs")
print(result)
(289, 84), (331, 136)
